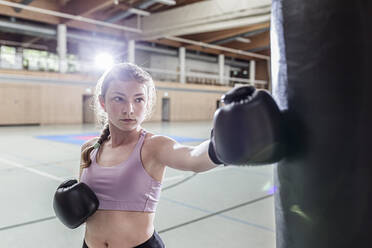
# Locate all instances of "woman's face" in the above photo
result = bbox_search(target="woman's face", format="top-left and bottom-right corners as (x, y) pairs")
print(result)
(99, 80), (148, 131)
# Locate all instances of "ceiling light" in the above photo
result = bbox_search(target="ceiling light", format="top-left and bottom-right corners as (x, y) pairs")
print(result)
(236, 37), (251, 43)
(128, 8), (151, 16)
(154, 0), (176, 6)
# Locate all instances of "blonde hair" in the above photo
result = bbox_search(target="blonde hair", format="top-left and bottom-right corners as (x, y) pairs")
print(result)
(81, 63), (156, 168)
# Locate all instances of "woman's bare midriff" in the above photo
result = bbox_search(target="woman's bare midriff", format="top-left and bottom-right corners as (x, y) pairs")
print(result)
(84, 210), (155, 248)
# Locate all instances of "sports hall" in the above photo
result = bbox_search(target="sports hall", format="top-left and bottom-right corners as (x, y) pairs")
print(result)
(0, 1), (371, 248)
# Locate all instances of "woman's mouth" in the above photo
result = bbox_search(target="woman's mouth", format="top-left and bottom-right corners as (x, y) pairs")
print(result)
(121, 119), (136, 123)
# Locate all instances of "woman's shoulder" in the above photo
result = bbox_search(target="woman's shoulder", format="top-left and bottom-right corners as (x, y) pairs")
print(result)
(143, 131), (175, 147)
(142, 131), (175, 167)
(142, 131), (178, 159)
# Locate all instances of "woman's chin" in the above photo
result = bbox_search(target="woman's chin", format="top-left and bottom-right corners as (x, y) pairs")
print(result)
(118, 122), (139, 131)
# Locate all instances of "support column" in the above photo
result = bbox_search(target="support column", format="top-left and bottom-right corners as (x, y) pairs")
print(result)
(219, 54), (225, 84)
(179, 47), (186, 84)
(57, 24), (67, 73)
(249, 60), (256, 85)
(128, 40), (135, 63)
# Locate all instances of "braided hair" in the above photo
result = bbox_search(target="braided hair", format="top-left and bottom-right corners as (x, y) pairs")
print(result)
(81, 123), (110, 168)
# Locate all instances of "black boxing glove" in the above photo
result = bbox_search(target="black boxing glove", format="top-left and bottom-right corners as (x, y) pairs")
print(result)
(208, 86), (284, 165)
(53, 179), (99, 229)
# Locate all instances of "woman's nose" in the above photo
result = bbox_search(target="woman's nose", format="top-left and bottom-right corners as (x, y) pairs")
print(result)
(123, 102), (134, 114)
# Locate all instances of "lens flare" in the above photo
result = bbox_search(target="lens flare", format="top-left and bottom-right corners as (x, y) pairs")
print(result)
(94, 53), (114, 70)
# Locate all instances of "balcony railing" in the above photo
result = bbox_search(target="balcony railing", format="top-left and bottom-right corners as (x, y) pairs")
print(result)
(0, 47), (267, 88)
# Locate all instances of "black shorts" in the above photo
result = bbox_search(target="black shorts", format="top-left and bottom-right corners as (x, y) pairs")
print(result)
(82, 231), (165, 248)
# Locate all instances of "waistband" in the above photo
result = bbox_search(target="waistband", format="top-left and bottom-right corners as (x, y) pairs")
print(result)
(83, 230), (165, 248)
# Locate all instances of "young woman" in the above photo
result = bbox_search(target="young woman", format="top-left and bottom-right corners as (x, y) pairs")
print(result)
(79, 63), (220, 248)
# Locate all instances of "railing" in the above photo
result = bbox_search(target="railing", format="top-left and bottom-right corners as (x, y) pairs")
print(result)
(143, 67), (267, 87)
(0, 49), (267, 87)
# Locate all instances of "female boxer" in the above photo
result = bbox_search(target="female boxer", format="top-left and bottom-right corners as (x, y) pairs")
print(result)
(79, 63), (220, 248)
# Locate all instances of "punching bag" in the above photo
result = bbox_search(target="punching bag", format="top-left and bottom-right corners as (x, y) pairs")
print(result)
(271, 0), (372, 247)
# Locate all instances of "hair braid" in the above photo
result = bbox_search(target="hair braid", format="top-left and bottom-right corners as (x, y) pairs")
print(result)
(81, 124), (110, 168)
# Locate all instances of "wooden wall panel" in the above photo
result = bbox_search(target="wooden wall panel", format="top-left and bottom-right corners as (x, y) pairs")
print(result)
(0, 83), (41, 125)
(152, 81), (230, 122)
(40, 84), (86, 124)
(0, 70), (232, 125)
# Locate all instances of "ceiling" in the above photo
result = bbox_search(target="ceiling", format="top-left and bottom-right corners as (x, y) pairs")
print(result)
(0, 0), (271, 61)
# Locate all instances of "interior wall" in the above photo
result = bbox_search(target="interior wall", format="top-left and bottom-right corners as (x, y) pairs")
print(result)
(40, 83), (87, 124)
(152, 81), (230, 122)
(0, 83), (41, 125)
(0, 70), (232, 125)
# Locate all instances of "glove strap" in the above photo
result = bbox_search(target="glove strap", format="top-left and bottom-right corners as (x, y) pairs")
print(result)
(208, 141), (225, 166)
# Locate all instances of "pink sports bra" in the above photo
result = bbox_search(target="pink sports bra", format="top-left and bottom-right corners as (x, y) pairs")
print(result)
(80, 129), (162, 212)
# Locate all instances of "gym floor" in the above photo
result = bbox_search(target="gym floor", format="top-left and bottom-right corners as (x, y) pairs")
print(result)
(0, 121), (276, 248)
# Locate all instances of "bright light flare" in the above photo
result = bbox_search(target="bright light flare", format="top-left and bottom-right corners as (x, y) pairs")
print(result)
(94, 53), (114, 70)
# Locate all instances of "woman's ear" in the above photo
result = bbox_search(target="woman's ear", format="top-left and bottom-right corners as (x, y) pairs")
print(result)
(98, 95), (106, 112)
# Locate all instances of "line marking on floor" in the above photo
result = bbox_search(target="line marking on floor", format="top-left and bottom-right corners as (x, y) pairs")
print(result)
(159, 194), (275, 233)
(0, 157), (65, 182)
(0, 216), (57, 232)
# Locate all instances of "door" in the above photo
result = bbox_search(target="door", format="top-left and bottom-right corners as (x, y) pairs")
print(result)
(162, 98), (170, 122)
(83, 95), (95, 124)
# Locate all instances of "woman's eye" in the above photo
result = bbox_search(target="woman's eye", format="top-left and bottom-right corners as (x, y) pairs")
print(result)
(136, 98), (144, 103)
(113, 96), (123, 101)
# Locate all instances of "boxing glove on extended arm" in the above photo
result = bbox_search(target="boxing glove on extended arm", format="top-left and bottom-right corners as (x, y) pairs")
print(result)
(208, 86), (284, 166)
(53, 179), (99, 229)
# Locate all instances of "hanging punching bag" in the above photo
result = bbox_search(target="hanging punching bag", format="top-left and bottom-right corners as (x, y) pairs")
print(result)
(271, 0), (372, 247)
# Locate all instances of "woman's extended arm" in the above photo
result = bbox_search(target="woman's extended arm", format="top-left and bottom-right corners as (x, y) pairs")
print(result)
(152, 135), (220, 173)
